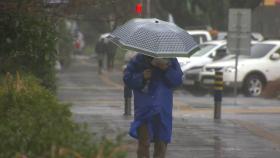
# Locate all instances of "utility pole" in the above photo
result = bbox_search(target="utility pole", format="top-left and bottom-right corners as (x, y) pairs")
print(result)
(146, 0), (151, 18)
(140, 0), (143, 17)
(233, 12), (242, 99)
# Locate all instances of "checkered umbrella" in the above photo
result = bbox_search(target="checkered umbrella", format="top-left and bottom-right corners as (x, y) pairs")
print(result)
(108, 18), (198, 58)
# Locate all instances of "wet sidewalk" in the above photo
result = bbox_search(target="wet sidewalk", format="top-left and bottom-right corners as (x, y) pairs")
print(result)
(72, 109), (280, 158)
(58, 56), (280, 158)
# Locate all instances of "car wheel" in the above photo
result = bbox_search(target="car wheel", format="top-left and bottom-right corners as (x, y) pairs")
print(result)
(243, 75), (264, 97)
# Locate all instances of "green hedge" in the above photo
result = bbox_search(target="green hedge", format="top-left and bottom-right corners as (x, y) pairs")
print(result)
(0, 73), (127, 158)
(0, 11), (59, 92)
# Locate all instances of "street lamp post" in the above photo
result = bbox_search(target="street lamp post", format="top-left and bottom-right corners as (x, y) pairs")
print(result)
(146, 0), (151, 17)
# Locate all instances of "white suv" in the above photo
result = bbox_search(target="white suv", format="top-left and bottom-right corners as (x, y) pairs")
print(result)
(177, 40), (228, 85)
(200, 40), (280, 97)
(188, 30), (212, 44)
(179, 41), (227, 70)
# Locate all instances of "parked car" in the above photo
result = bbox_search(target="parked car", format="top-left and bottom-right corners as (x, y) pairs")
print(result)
(199, 40), (280, 97)
(176, 40), (229, 95)
(177, 40), (226, 72)
(178, 40), (227, 84)
(216, 31), (264, 41)
(183, 41), (259, 86)
(187, 30), (212, 44)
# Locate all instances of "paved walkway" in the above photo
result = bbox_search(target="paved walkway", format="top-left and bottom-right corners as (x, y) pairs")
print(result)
(58, 56), (280, 158)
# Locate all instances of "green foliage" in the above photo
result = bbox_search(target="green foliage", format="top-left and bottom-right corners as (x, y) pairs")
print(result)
(229, 0), (262, 9)
(0, 73), (127, 158)
(0, 11), (58, 91)
(160, 0), (262, 30)
(78, 0), (138, 45)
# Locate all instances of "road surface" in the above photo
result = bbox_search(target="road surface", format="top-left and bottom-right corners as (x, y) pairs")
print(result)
(57, 55), (280, 158)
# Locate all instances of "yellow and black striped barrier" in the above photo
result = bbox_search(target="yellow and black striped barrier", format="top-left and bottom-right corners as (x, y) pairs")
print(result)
(214, 71), (224, 91)
(214, 71), (223, 119)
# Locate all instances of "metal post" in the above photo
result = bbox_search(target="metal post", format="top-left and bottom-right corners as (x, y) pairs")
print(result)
(233, 12), (242, 100)
(214, 71), (223, 119)
(139, 0), (143, 17)
(146, 0), (151, 18)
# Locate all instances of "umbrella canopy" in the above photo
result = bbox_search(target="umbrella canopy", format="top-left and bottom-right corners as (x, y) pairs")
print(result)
(108, 18), (198, 58)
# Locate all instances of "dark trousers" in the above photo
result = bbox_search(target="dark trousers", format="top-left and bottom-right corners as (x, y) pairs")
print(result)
(137, 123), (167, 158)
(98, 59), (103, 74)
(107, 53), (115, 70)
(124, 85), (132, 115)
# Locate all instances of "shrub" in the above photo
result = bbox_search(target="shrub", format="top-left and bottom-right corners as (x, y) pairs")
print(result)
(0, 11), (58, 92)
(0, 5), (76, 92)
(0, 73), (127, 158)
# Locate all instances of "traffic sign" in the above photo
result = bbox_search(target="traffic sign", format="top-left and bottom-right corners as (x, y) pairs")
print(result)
(227, 8), (252, 100)
(227, 9), (251, 56)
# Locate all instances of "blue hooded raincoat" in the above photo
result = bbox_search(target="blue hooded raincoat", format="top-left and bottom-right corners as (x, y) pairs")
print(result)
(123, 54), (183, 143)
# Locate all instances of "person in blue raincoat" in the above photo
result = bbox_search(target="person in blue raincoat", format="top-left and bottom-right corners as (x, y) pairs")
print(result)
(123, 53), (183, 158)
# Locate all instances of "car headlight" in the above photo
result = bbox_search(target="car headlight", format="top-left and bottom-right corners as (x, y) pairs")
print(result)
(224, 66), (236, 73)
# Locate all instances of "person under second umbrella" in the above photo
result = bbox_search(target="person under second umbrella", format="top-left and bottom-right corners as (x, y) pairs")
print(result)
(123, 53), (183, 158)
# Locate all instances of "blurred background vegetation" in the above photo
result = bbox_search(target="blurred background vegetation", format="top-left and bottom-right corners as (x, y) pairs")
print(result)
(0, 0), (264, 91)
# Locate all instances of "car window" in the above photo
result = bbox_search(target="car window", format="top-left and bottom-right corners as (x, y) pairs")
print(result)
(251, 35), (257, 41)
(213, 47), (228, 60)
(209, 45), (226, 58)
(250, 44), (275, 58)
(191, 35), (207, 44)
(191, 44), (217, 57)
(216, 33), (227, 40)
(200, 36), (207, 42)
(220, 45), (226, 50)
(187, 46), (201, 57)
